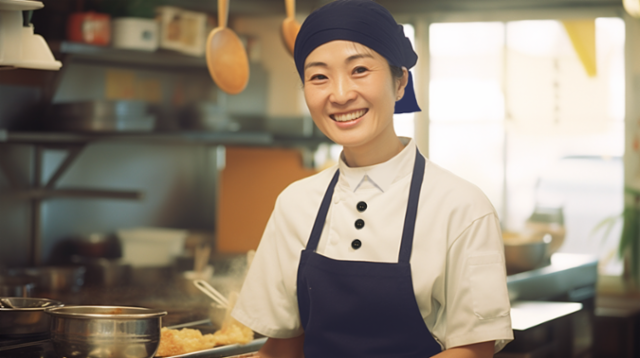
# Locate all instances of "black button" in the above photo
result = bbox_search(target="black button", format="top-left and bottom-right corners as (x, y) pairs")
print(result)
(355, 219), (365, 229)
(351, 239), (362, 249)
(356, 201), (367, 212)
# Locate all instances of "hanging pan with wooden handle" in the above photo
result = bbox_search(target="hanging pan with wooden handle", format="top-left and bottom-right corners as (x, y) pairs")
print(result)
(205, 0), (250, 94)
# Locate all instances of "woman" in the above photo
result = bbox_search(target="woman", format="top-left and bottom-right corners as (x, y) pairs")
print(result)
(232, 1), (514, 357)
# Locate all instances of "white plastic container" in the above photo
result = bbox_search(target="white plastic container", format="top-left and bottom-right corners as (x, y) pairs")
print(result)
(111, 17), (159, 51)
(117, 227), (187, 267)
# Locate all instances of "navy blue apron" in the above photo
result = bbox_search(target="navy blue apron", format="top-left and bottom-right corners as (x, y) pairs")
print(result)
(296, 149), (442, 358)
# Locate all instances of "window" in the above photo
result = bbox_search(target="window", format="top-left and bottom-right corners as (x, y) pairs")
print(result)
(429, 18), (625, 275)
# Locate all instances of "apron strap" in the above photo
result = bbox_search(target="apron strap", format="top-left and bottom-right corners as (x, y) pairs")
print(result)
(398, 149), (426, 263)
(306, 169), (340, 251)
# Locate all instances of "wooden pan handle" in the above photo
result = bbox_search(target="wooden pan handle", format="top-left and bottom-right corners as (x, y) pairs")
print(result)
(285, 0), (295, 19)
(219, 0), (228, 28)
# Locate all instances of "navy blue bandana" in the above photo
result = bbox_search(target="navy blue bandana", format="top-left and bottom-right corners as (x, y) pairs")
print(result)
(293, 0), (420, 114)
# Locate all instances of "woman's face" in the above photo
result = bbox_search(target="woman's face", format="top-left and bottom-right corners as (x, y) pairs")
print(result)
(303, 40), (407, 153)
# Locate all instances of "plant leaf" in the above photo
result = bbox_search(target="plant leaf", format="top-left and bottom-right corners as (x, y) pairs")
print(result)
(633, 209), (640, 284)
(591, 214), (622, 246)
(619, 206), (635, 259)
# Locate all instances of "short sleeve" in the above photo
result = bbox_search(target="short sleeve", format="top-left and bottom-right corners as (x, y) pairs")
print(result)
(444, 213), (514, 352)
(231, 197), (305, 339)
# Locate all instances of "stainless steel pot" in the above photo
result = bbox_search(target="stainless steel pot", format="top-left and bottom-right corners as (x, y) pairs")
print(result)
(0, 297), (64, 337)
(71, 233), (122, 259)
(0, 275), (36, 297)
(6, 266), (86, 293)
(46, 305), (167, 358)
(180, 102), (239, 132)
(71, 256), (132, 287)
(47, 100), (155, 132)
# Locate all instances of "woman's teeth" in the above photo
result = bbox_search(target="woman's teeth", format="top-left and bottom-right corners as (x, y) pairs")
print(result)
(332, 109), (367, 122)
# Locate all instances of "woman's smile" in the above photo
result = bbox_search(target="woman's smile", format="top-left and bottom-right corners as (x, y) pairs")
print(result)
(330, 109), (368, 122)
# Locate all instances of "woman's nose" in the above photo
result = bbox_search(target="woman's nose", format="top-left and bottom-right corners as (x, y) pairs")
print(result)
(329, 76), (357, 104)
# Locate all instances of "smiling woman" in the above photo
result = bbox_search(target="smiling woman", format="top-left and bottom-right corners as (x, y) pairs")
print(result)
(230, 1), (513, 358)
(302, 40), (407, 167)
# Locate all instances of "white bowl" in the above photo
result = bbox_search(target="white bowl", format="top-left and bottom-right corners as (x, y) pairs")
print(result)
(117, 228), (187, 267)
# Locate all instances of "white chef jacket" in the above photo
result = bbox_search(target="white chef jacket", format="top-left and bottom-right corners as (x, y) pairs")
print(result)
(232, 138), (514, 352)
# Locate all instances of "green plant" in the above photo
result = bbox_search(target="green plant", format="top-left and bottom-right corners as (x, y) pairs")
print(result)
(593, 187), (640, 286)
(593, 187), (640, 285)
(619, 187), (640, 284)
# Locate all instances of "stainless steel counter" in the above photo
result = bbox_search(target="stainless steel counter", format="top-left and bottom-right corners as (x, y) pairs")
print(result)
(507, 253), (598, 302)
(500, 253), (598, 358)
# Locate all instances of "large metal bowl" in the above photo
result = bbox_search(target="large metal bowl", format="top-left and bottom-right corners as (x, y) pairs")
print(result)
(46, 305), (167, 358)
(0, 297), (64, 337)
(504, 241), (550, 273)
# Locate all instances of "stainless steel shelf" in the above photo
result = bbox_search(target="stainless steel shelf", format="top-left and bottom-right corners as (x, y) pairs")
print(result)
(49, 41), (207, 70)
(0, 130), (270, 145)
(0, 130), (332, 147)
(10, 188), (142, 200)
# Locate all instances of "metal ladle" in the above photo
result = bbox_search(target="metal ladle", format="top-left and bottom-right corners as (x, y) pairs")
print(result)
(193, 280), (229, 308)
(0, 298), (15, 308)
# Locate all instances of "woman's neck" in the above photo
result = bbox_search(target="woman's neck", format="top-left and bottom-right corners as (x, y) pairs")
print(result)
(342, 133), (405, 168)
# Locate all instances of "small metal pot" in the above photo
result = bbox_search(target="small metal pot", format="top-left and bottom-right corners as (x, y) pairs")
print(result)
(6, 266), (86, 293)
(72, 233), (122, 259)
(71, 256), (132, 287)
(0, 275), (36, 297)
(47, 305), (167, 358)
(0, 297), (64, 337)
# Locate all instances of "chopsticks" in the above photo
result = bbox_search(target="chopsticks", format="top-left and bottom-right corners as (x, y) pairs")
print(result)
(193, 279), (229, 308)
(193, 250), (256, 310)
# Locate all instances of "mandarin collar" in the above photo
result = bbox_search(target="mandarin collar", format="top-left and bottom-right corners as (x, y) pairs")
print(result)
(338, 137), (416, 193)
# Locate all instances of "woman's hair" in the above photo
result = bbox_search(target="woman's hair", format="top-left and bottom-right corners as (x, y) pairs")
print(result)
(389, 65), (404, 81)
(353, 42), (404, 82)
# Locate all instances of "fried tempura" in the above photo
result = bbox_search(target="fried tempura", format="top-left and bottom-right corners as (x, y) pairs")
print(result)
(156, 327), (219, 357)
(155, 317), (254, 356)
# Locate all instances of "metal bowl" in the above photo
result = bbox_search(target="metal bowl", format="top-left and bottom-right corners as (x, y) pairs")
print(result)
(0, 297), (64, 337)
(504, 241), (550, 273)
(46, 305), (167, 358)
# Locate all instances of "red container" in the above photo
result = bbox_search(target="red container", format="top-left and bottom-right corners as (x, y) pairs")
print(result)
(66, 12), (111, 46)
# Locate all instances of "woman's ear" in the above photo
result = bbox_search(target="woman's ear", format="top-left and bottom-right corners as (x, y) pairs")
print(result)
(395, 67), (409, 101)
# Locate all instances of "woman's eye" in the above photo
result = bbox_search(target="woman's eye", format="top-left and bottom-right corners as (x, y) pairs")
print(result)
(353, 66), (368, 74)
(309, 74), (327, 81)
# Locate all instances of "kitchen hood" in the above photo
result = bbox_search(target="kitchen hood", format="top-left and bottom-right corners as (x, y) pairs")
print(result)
(0, 0), (62, 70)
